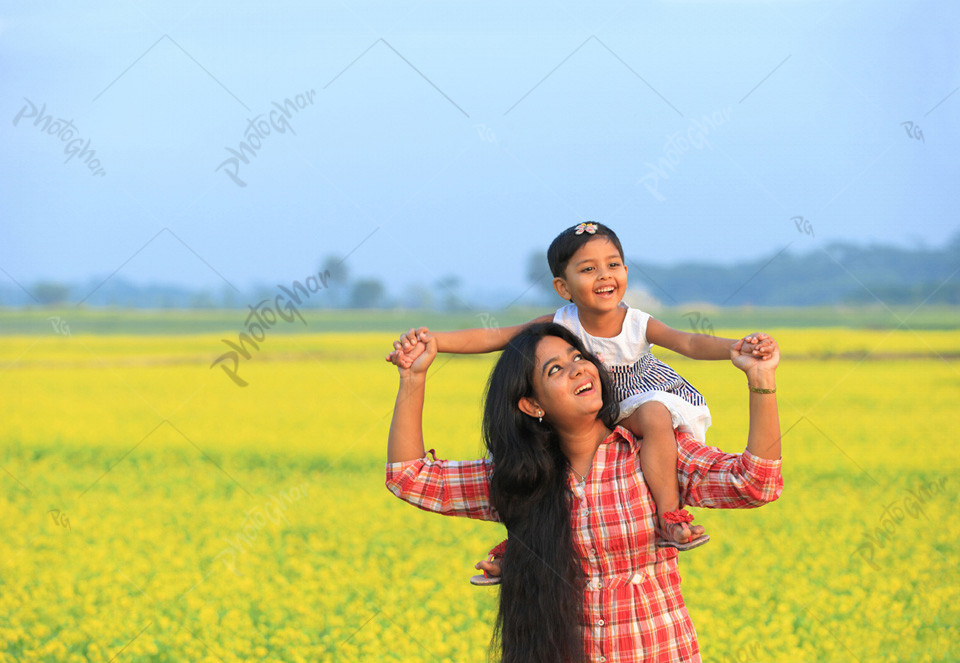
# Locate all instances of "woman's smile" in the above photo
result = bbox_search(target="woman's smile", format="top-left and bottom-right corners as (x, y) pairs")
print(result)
(573, 379), (594, 396)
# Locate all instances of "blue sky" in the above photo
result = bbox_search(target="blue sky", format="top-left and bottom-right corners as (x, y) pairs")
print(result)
(2, 0), (958, 305)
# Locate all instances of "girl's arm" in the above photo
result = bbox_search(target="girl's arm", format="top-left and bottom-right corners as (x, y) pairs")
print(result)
(645, 317), (739, 360)
(646, 318), (775, 361)
(429, 314), (553, 354)
(386, 314), (554, 364)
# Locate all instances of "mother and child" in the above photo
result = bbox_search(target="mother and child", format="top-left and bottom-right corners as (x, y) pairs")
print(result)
(385, 222), (783, 661)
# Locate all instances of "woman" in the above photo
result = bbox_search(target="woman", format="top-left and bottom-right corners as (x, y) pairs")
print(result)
(386, 323), (782, 662)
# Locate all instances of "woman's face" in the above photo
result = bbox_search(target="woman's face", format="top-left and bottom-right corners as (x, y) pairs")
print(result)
(525, 335), (604, 425)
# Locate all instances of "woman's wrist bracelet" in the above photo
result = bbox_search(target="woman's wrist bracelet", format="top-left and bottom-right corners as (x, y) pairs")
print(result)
(748, 384), (777, 394)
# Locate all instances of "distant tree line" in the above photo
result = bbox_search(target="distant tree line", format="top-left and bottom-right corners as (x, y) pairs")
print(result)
(4, 233), (958, 309)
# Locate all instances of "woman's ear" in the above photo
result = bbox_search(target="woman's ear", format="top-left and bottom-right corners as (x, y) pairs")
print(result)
(553, 276), (571, 301)
(517, 397), (542, 419)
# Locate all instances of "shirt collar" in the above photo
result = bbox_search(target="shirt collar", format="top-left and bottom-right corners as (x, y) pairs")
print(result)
(607, 425), (639, 452)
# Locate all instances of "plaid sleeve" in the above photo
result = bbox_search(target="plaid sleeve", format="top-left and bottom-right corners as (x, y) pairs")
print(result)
(675, 430), (783, 509)
(385, 450), (499, 522)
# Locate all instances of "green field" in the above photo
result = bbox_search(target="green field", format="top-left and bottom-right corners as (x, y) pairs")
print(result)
(3, 303), (960, 336)
(1, 311), (958, 662)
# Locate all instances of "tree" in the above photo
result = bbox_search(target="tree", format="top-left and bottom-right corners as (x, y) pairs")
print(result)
(220, 284), (240, 309)
(190, 290), (216, 308)
(321, 254), (350, 285)
(350, 278), (386, 308)
(321, 254), (351, 308)
(33, 281), (70, 305)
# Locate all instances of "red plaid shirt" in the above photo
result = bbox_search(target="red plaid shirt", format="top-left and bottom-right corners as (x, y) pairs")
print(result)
(386, 426), (783, 662)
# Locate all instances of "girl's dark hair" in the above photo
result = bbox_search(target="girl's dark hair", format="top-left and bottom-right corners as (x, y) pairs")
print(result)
(482, 322), (619, 663)
(547, 222), (625, 278)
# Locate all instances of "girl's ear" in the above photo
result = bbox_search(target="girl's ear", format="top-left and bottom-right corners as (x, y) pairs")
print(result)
(553, 276), (572, 301)
(517, 397), (542, 419)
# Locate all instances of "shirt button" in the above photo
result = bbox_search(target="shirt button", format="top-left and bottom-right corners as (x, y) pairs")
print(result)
(598, 618), (605, 626)
(599, 657), (606, 662)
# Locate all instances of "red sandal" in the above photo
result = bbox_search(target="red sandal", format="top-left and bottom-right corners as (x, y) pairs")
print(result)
(470, 540), (507, 586)
(656, 508), (710, 551)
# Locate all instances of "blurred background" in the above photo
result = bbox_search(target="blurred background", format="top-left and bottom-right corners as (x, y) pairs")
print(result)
(2, 2), (959, 663)
(2, 1), (958, 317)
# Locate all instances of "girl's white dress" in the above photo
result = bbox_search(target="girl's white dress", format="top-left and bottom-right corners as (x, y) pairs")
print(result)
(554, 303), (712, 442)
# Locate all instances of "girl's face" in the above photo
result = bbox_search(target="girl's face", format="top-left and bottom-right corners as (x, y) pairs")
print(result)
(520, 335), (604, 425)
(553, 237), (627, 314)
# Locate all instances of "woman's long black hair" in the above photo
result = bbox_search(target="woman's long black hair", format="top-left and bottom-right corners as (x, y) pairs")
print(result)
(483, 323), (620, 663)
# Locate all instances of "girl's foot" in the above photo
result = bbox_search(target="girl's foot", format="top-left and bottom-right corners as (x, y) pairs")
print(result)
(656, 508), (710, 551)
(470, 540), (506, 586)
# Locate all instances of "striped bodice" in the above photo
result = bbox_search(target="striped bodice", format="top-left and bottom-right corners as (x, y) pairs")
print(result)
(607, 354), (706, 406)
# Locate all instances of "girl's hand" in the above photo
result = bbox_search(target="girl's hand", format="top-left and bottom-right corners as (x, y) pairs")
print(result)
(730, 334), (780, 375)
(739, 332), (778, 358)
(385, 327), (429, 369)
(398, 330), (437, 378)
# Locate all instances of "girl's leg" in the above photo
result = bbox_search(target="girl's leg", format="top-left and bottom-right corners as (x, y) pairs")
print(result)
(622, 402), (706, 546)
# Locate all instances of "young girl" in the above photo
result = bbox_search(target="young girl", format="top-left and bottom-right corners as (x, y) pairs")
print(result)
(387, 222), (776, 584)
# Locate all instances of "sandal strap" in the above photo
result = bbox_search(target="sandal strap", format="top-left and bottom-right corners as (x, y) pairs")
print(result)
(661, 508), (694, 525)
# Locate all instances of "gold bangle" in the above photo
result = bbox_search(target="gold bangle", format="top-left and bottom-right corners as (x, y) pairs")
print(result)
(749, 385), (776, 394)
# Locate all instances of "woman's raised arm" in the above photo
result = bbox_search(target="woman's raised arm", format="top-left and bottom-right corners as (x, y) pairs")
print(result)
(677, 334), (783, 509)
(387, 331), (437, 463)
(385, 330), (497, 522)
(731, 334), (781, 461)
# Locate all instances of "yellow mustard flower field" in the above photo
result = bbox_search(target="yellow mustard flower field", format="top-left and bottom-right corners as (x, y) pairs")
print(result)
(1, 328), (958, 662)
